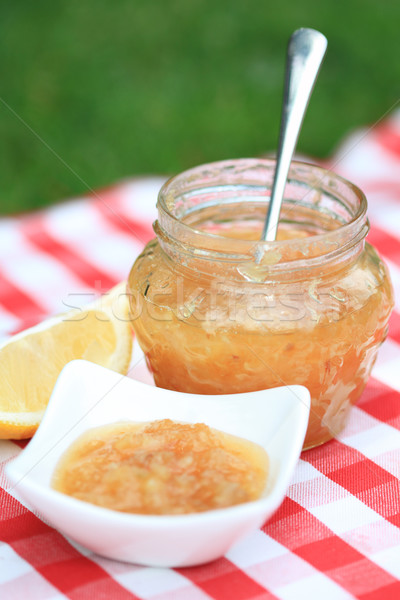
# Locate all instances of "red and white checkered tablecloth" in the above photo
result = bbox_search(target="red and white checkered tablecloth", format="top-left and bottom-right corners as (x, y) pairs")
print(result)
(1, 111), (400, 599)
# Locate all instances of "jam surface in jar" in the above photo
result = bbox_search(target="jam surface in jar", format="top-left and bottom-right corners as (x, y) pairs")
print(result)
(127, 160), (394, 450)
(52, 419), (269, 515)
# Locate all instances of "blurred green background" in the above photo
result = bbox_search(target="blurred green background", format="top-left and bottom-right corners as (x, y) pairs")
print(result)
(0, 0), (399, 214)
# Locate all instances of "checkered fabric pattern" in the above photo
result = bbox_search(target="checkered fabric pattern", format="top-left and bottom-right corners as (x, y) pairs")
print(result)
(1, 111), (400, 599)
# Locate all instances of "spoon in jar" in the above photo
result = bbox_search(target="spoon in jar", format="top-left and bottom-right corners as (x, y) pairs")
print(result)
(261, 28), (328, 241)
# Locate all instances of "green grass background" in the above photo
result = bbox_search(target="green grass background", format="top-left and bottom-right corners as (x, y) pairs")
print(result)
(0, 0), (399, 214)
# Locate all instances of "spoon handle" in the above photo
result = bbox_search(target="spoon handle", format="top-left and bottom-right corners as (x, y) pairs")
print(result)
(261, 28), (327, 242)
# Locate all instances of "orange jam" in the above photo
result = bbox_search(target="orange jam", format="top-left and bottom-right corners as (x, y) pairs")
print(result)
(52, 419), (268, 515)
(127, 159), (394, 449)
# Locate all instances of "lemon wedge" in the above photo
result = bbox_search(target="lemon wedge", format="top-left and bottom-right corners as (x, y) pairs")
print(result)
(0, 282), (132, 439)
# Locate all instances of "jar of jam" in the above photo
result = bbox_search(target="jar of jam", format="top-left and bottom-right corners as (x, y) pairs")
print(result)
(127, 159), (394, 449)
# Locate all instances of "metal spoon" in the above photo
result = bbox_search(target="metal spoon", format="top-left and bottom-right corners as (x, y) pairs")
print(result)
(261, 28), (327, 241)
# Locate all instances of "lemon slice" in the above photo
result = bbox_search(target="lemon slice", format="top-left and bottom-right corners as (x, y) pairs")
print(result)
(0, 282), (133, 439)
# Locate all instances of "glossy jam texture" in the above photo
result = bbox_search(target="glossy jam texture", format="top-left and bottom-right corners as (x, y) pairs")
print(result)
(52, 419), (268, 515)
(128, 219), (394, 450)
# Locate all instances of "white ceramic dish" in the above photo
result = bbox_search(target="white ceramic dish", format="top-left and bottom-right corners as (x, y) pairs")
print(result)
(6, 360), (310, 567)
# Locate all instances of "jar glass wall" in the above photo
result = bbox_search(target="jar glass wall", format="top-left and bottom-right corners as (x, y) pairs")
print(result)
(127, 159), (394, 449)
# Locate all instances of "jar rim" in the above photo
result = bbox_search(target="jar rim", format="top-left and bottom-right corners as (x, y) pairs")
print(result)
(156, 158), (369, 276)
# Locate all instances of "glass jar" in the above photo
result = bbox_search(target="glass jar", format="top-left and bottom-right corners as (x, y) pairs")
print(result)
(127, 159), (394, 449)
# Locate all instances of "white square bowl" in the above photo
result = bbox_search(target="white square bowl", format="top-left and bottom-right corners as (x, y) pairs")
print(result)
(6, 359), (310, 567)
